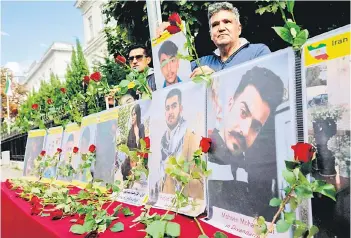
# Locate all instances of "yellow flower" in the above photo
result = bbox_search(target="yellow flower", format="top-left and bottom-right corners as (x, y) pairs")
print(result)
(128, 81), (136, 89)
(116, 87), (121, 92)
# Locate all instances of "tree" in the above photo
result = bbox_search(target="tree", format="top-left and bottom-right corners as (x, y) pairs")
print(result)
(1, 67), (28, 120)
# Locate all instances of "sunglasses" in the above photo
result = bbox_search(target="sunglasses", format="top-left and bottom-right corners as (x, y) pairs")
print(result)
(128, 55), (145, 62)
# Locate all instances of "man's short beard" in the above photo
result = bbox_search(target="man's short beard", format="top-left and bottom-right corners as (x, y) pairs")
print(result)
(224, 130), (247, 156)
(166, 114), (181, 130)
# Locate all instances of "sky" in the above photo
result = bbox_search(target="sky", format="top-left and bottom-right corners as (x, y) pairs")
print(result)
(1, 0), (84, 79)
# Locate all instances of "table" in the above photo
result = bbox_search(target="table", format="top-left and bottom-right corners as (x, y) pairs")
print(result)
(1, 182), (238, 238)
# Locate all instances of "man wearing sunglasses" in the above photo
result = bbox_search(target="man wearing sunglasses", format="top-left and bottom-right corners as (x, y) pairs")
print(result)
(128, 44), (157, 92)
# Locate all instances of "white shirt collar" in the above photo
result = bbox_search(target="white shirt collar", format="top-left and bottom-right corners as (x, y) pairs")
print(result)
(213, 38), (249, 56)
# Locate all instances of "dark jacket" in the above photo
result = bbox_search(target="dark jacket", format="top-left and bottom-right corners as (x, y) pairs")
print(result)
(207, 128), (277, 219)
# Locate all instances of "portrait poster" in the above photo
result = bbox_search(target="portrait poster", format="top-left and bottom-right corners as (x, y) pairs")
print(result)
(56, 123), (81, 181)
(302, 25), (350, 238)
(42, 126), (64, 179)
(148, 82), (206, 216)
(151, 30), (192, 90)
(74, 114), (98, 182)
(23, 129), (46, 176)
(94, 108), (118, 184)
(115, 99), (151, 206)
(204, 49), (296, 237)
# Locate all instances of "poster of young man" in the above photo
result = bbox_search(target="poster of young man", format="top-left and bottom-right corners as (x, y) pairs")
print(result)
(115, 100), (151, 206)
(205, 49), (295, 237)
(152, 31), (192, 90)
(94, 108), (118, 184)
(148, 82), (206, 216)
(74, 114), (97, 182)
(302, 25), (350, 238)
(56, 123), (81, 181)
(23, 129), (46, 176)
(42, 126), (64, 179)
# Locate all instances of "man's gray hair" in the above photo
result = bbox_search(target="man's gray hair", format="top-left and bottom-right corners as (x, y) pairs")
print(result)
(208, 2), (240, 25)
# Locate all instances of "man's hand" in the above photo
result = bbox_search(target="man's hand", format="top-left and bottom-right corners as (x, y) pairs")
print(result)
(190, 65), (215, 79)
(156, 22), (171, 38)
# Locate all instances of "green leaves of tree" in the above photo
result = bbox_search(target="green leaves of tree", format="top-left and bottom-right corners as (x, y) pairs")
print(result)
(276, 219), (291, 233)
(110, 222), (124, 232)
(269, 197), (282, 207)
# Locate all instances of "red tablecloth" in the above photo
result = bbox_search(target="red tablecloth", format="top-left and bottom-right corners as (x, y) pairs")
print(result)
(1, 183), (238, 238)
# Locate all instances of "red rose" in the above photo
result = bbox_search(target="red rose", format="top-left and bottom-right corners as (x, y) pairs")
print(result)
(47, 98), (53, 105)
(30, 196), (42, 205)
(5, 179), (13, 189)
(88, 144), (96, 153)
(51, 209), (63, 220)
(115, 55), (127, 65)
(83, 76), (90, 84)
(144, 137), (150, 149)
(168, 12), (181, 25)
(31, 203), (43, 215)
(60, 88), (66, 93)
(76, 214), (85, 225)
(166, 25), (181, 35)
(137, 152), (148, 159)
(199, 137), (212, 153)
(11, 108), (18, 116)
(73, 147), (79, 154)
(40, 150), (46, 157)
(291, 143), (315, 163)
(57, 148), (62, 153)
(90, 72), (101, 82)
(32, 104), (39, 110)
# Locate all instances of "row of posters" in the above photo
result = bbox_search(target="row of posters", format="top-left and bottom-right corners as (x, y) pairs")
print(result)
(23, 47), (295, 237)
(22, 25), (350, 237)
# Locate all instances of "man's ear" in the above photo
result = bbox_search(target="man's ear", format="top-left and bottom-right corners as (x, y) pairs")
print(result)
(146, 56), (151, 65)
(238, 24), (242, 36)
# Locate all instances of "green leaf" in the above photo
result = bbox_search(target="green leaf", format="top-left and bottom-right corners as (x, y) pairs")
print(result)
(287, 0), (295, 13)
(40, 213), (50, 217)
(313, 181), (336, 201)
(113, 204), (122, 216)
(122, 207), (134, 217)
(307, 225), (319, 238)
(300, 160), (312, 175)
(294, 221), (308, 238)
(284, 211), (296, 224)
(145, 220), (166, 238)
(70, 224), (86, 234)
(293, 29), (309, 48)
(285, 160), (299, 170)
(289, 197), (298, 211)
(296, 169), (309, 185)
(282, 170), (296, 185)
(295, 185), (313, 199)
(162, 214), (175, 221)
(31, 187), (41, 194)
(198, 235), (209, 238)
(257, 216), (265, 225)
(272, 26), (293, 44)
(214, 231), (228, 238)
(165, 222), (180, 237)
(276, 219), (291, 233)
(269, 197), (282, 207)
(110, 222), (124, 232)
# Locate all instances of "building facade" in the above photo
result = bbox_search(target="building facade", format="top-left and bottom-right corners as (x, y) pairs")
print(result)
(75, 0), (109, 69)
(23, 42), (73, 92)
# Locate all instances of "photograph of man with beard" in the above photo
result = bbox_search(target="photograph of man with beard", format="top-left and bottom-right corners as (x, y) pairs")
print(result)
(158, 41), (182, 88)
(159, 88), (203, 199)
(208, 66), (284, 219)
